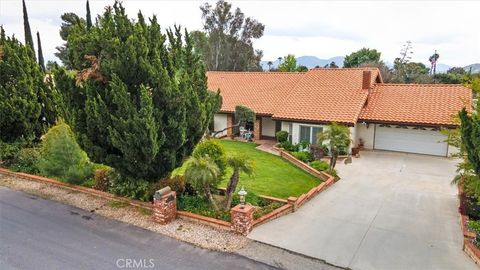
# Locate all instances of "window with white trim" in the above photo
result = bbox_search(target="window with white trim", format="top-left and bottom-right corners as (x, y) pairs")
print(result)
(299, 125), (323, 144)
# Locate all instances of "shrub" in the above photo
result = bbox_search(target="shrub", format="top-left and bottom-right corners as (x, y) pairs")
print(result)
(0, 137), (34, 165)
(338, 147), (348, 155)
(146, 175), (186, 200)
(275, 131), (288, 143)
(108, 173), (151, 201)
(326, 168), (340, 180)
(93, 166), (114, 192)
(193, 139), (227, 177)
(465, 195), (480, 220)
(299, 140), (310, 150)
(9, 147), (41, 173)
(292, 151), (313, 163)
(310, 160), (329, 171)
(184, 182), (197, 196)
(253, 202), (283, 219)
(468, 220), (480, 247)
(279, 141), (299, 152)
(37, 122), (93, 185)
(321, 144), (330, 156)
(177, 195), (231, 221)
(231, 190), (262, 207)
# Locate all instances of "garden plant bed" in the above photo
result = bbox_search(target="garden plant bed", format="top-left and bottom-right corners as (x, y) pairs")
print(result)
(459, 187), (480, 265)
(177, 190), (286, 223)
(0, 167), (300, 234)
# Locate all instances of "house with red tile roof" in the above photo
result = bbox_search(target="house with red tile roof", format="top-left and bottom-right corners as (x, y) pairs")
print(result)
(207, 68), (472, 156)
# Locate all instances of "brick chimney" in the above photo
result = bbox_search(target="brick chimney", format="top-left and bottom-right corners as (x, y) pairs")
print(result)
(362, 70), (371, 90)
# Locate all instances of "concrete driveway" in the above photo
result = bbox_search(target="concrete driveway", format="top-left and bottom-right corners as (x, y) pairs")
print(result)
(249, 151), (477, 270)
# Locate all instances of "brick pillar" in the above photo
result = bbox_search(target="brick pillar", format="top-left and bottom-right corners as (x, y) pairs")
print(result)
(153, 190), (177, 225)
(230, 204), (255, 235)
(226, 114), (234, 137)
(287, 196), (298, 212)
(254, 118), (261, 141)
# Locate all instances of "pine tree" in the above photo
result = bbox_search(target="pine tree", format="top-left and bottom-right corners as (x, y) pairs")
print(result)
(86, 0), (92, 29)
(54, 2), (220, 182)
(36, 32), (45, 71)
(22, 0), (34, 55)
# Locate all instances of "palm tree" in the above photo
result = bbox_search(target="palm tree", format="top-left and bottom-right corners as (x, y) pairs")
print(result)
(184, 156), (221, 210)
(317, 122), (351, 170)
(224, 154), (255, 210)
(267, 61), (273, 71)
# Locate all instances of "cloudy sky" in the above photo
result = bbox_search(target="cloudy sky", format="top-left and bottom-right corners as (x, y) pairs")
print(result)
(1, 0), (479, 67)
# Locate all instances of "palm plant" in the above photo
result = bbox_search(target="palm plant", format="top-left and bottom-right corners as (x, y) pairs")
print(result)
(317, 122), (351, 170)
(184, 156), (221, 210)
(224, 154), (255, 210)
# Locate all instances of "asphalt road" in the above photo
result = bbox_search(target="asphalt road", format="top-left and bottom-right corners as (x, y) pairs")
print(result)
(0, 187), (275, 270)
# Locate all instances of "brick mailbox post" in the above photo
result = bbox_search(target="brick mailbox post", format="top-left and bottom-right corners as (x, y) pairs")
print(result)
(230, 204), (255, 235)
(153, 187), (177, 225)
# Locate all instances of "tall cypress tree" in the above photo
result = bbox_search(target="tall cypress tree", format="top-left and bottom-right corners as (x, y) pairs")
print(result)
(36, 31), (45, 71)
(0, 27), (58, 143)
(55, 2), (220, 182)
(86, 0), (92, 29)
(459, 108), (480, 175)
(22, 0), (34, 55)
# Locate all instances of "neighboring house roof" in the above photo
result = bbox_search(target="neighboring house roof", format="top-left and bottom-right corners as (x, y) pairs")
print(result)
(359, 84), (472, 127)
(207, 71), (305, 115)
(271, 68), (381, 125)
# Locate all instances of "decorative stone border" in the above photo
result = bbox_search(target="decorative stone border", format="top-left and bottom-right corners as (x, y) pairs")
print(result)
(0, 168), (153, 210)
(0, 152), (336, 235)
(177, 211), (231, 229)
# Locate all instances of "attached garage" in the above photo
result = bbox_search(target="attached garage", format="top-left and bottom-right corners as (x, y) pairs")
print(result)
(373, 125), (448, 156)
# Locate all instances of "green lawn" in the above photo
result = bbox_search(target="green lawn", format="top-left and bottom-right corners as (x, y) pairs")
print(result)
(174, 140), (321, 199)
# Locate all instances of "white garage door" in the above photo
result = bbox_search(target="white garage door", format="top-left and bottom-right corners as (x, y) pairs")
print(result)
(374, 125), (448, 156)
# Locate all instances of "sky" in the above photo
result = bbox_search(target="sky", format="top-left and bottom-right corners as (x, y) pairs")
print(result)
(1, 0), (479, 67)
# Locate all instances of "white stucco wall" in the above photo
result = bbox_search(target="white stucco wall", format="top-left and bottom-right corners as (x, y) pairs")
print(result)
(261, 117), (276, 137)
(281, 121), (290, 132)
(357, 123), (375, 149)
(213, 114), (228, 137)
(350, 125), (357, 148)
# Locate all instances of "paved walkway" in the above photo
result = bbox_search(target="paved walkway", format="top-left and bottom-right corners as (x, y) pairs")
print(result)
(255, 139), (280, 156)
(249, 151), (477, 270)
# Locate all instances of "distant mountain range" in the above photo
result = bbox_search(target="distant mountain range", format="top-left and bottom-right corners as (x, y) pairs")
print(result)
(465, 63), (480, 74)
(261, 56), (345, 70)
(261, 55), (479, 74)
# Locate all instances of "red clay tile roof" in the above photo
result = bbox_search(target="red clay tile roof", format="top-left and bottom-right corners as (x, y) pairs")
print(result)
(207, 71), (305, 115)
(271, 68), (381, 125)
(359, 84), (472, 126)
(207, 68), (470, 127)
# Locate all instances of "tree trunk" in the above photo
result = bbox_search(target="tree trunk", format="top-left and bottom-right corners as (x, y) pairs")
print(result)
(212, 121), (240, 137)
(204, 186), (219, 211)
(224, 170), (239, 210)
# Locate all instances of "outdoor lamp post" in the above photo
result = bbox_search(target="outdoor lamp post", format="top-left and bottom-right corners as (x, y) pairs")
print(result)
(238, 187), (247, 209)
